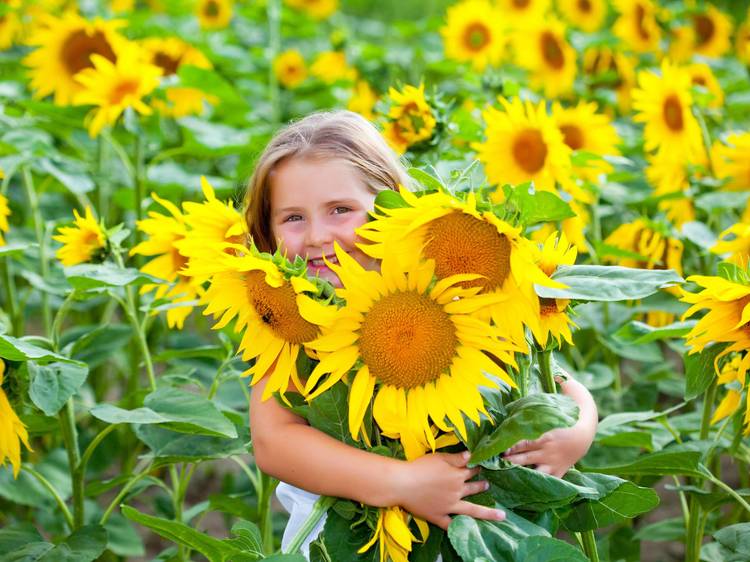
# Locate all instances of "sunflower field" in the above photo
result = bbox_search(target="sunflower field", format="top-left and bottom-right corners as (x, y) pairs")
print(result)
(2, 0), (750, 561)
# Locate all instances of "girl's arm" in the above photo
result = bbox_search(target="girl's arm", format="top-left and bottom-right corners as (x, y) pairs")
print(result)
(250, 377), (505, 530)
(502, 376), (598, 478)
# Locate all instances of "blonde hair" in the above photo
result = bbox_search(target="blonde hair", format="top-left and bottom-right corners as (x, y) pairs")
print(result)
(243, 110), (411, 252)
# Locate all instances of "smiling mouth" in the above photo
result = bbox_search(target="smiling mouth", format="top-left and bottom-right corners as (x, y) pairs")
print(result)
(308, 254), (339, 268)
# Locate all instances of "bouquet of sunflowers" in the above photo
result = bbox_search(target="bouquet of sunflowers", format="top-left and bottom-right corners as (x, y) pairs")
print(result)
(196, 174), (682, 562)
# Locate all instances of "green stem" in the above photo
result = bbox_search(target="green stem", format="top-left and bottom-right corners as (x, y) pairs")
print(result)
(700, 380), (717, 441)
(0, 258), (20, 336)
(537, 349), (557, 395)
(134, 133), (145, 239)
(78, 423), (118, 480)
(580, 529), (600, 562)
(100, 461), (154, 525)
(59, 399), (83, 528)
(258, 471), (278, 555)
(230, 456), (261, 494)
(22, 465), (74, 530)
(707, 473), (750, 514)
(52, 290), (77, 352)
(283, 495), (336, 555)
(267, 0), (281, 124)
(21, 167), (51, 336)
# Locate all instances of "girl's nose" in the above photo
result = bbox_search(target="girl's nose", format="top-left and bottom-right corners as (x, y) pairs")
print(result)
(305, 219), (333, 249)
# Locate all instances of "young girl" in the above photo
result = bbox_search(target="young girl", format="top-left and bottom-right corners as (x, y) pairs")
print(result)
(244, 110), (599, 556)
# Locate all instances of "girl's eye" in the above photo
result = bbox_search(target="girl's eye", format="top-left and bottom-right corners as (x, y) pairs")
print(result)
(333, 206), (351, 215)
(284, 214), (303, 223)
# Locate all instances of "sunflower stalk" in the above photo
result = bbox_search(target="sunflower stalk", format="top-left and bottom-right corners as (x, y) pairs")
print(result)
(258, 471), (278, 554)
(284, 495), (336, 555)
(59, 398), (83, 529)
(0, 257), (20, 336)
(22, 464), (74, 531)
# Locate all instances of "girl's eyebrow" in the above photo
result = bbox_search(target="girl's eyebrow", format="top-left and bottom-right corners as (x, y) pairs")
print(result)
(273, 199), (361, 217)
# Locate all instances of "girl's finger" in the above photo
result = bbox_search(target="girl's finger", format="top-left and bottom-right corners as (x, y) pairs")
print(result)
(463, 466), (481, 480)
(463, 479), (490, 497)
(504, 450), (545, 466)
(535, 464), (553, 475)
(505, 439), (533, 454)
(435, 515), (452, 530)
(445, 450), (471, 468)
(454, 500), (505, 522)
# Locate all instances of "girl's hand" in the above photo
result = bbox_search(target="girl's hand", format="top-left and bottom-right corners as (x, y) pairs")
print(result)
(391, 451), (506, 530)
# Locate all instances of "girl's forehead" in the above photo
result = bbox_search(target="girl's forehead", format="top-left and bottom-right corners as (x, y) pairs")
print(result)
(270, 157), (372, 204)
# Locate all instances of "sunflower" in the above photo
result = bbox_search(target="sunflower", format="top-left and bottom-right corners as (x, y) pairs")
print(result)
(176, 176), (248, 284)
(645, 152), (695, 227)
(310, 51), (357, 84)
(613, 0), (660, 53)
(348, 80), (378, 120)
(440, 0), (506, 71)
(130, 193), (203, 330)
(736, 17), (750, 64)
(551, 101), (621, 183)
(513, 18), (576, 98)
(304, 243), (522, 450)
(53, 206), (107, 266)
(632, 59), (704, 162)
(74, 41), (161, 138)
(382, 83), (436, 155)
(711, 132), (750, 191)
(711, 355), (750, 433)
(0, 361), (32, 479)
(0, 190), (9, 247)
(273, 49), (307, 89)
(357, 188), (563, 349)
(712, 223), (750, 266)
(690, 5), (732, 59)
(285, 0), (338, 20)
(196, 0), (233, 30)
(0, 0), (21, 50)
(557, 0), (607, 33)
(23, 13), (128, 106)
(358, 506), (429, 562)
(496, 0), (550, 29)
(198, 249), (334, 401)
(473, 97), (572, 195)
(141, 37), (216, 117)
(531, 232), (577, 347)
(582, 46), (636, 114)
(681, 275), (750, 388)
(686, 63), (724, 109)
(604, 218), (683, 273)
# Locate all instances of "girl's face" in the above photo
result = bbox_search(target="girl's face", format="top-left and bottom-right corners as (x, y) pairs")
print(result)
(270, 157), (379, 288)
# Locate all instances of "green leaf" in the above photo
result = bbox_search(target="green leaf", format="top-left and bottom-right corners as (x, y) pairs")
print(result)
(134, 423), (250, 462)
(0, 449), (71, 507)
(709, 522), (750, 561)
(222, 520), (263, 559)
(470, 394), (579, 465)
(373, 189), (409, 210)
(319, 509), (377, 562)
(633, 517), (685, 542)
(537, 265), (683, 301)
(153, 345), (227, 362)
(0, 242), (34, 257)
(562, 481), (659, 532)
(612, 320), (695, 344)
(681, 221), (718, 250)
(484, 466), (589, 511)
(90, 404), (171, 424)
(179, 117), (252, 155)
(177, 65), (250, 115)
(64, 263), (161, 290)
(142, 386), (237, 438)
(684, 344), (725, 400)
(67, 324), (133, 368)
(104, 513), (145, 557)
(28, 360), (89, 416)
(506, 184), (575, 226)
(408, 167), (445, 191)
(122, 505), (246, 562)
(515, 536), (588, 561)
(37, 525), (108, 562)
(587, 450), (708, 478)
(448, 509), (550, 562)
(0, 523), (43, 552)
(307, 381), (357, 446)
(694, 190), (750, 213)
(0, 334), (69, 362)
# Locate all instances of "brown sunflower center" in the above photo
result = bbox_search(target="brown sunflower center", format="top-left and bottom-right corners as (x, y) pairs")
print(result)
(577, 0), (592, 13)
(61, 29), (117, 76)
(635, 4), (651, 41)
(245, 270), (319, 344)
(512, 128), (548, 174)
(560, 124), (585, 150)
(153, 52), (182, 75)
(693, 14), (715, 46)
(512, 0), (530, 8)
(540, 31), (564, 69)
(359, 290), (457, 389)
(172, 248), (190, 278)
(204, 0), (220, 17)
(424, 211), (512, 292)
(110, 79), (139, 105)
(539, 297), (559, 316)
(692, 76), (707, 87)
(463, 22), (490, 52)
(662, 95), (684, 132)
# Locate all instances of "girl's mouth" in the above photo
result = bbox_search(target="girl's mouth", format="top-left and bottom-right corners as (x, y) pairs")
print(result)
(308, 254), (339, 268)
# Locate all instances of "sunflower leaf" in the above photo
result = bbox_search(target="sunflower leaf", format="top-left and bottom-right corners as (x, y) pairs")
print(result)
(469, 394), (578, 465)
(505, 183), (576, 226)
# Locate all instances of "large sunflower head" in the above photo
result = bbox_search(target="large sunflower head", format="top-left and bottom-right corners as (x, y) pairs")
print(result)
(382, 83), (437, 155)
(73, 41), (162, 137)
(196, 0), (233, 30)
(691, 5), (732, 58)
(687, 62), (724, 109)
(198, 247), (335, 401)
(551, 100), (621, 182)
(440, 0), (507, 71)
(531, 231), (577, 347)
(53, 206), (107, 266)
(304, 243), (523, 451)
(711, 132), (750, 191)
(23, 13), (128, 105)
(604, 218), (683, 276)
(632, 59), (705, 161)
(645, 152), (695, 227)
(358, 506), (428, 562)
(513, 18), (576, 98)
(612, 0), (660, 53)
(582, 46), (636, 114)
(473, 97), (572, 194)
(557, 0), (607, 33)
